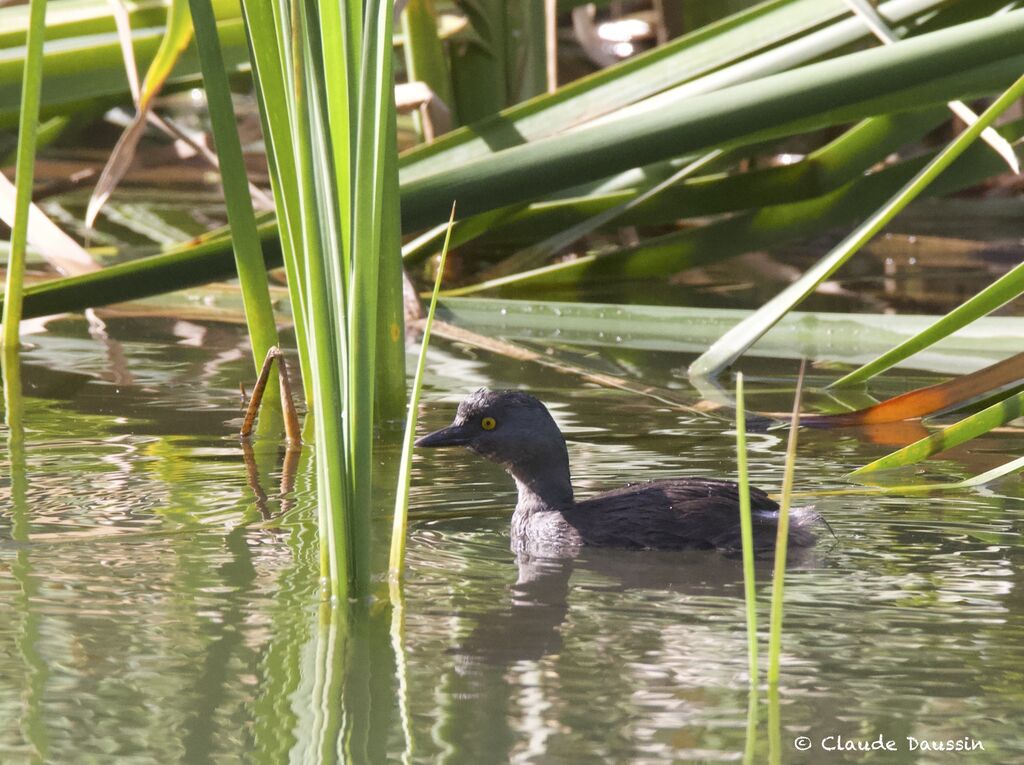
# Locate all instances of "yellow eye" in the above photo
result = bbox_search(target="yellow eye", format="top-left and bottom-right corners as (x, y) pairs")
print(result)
(481, 416), (497, 431)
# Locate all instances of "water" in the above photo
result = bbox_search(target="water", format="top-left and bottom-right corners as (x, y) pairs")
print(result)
(1, 312), (1022, 764)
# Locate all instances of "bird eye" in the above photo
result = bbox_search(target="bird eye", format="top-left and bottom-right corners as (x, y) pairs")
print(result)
(481, 416), (497, 431)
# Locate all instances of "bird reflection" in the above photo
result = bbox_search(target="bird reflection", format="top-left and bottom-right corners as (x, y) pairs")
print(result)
(460, 545), (818, 664)
(436, 544), (819, 763)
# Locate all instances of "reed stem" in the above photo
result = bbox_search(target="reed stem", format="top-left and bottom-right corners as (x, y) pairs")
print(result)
(389, 203), (456, 580)
(1, 0), (47, 349)
(734, 372), (758, 687)
(767, 359), (806, 686)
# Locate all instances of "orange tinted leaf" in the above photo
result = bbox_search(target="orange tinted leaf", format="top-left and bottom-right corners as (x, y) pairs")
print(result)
(804, 352), (1024, 427)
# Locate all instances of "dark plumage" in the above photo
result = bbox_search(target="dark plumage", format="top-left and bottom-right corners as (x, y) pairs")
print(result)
(416, 389), (817, 556)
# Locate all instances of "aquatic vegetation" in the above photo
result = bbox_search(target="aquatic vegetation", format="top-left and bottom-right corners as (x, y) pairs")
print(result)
(187, 0), (277, 372)
(390, 203), (456, 581)
(1, 0), (1023, 757)
(1, 0), (44, 349)
(767, 360), (804, 686)
(733, 372), (758, 685)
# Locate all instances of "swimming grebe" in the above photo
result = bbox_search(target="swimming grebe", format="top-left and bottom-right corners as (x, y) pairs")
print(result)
(416, 389), (817, 555)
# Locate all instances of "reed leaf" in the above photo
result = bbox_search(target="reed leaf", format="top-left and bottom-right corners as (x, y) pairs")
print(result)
(449, 0), (506, 123)
(375, 109), (408, 421)
(0, 169), (98, 276)
(850, 389), (1024, 475)
(390, 203), (456, 581)
(187, 0), (279, 371)
(506, 0), (547, 103)
(767, 360), (805, 687)
(790, 455), (1024, 498)
(688, 68), (1024, 379)
(734, 372), (758, 687)
(804, 353), (1024, 427)
(0, 2), (246, 127)
(1, 0), (46, 349)
(433, 298), (1024, 368)
(346, 0), (403, 592)
(84, 0), (193, 228)
(401, 0), (953, 182)
(832, 261), (1024, 387)
(238, 0), (312, 395)
(474, 106), (948, 247)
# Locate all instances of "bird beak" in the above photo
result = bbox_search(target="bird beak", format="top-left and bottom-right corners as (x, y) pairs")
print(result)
(415, 423), (472, 448)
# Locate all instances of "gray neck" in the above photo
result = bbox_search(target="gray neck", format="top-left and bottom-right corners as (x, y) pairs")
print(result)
(507, 450), (574, 512)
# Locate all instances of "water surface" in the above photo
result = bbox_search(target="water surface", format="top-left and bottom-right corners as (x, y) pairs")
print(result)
(1, 311), (1022, 764)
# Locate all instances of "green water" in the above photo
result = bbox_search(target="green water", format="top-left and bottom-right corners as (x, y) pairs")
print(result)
(1, 311), (1022, 764)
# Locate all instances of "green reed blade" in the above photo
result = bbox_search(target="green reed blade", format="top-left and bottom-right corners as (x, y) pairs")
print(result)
(482, 150), (723, 280)
(471, 106), (946, 249)
(346, 0), (401, 596)
(957, 455), (1024, 488)
(448, 0), (507, 124)
(832, 261), (1024, 388)
(300, 0), (352, 444)
(375, 108), (408, 422)
(734, 372), (759, 688)
(187, 0), (279, 371)
(400, 0), (952, 182)
(767, 360), (805, 687)
(402, 13), (1024, 230)
(506, 0), (547, 103)
(288, 0), (351, 599)
(1, 0), (46, 349)
(318, 0), (355, 285)
(851, 388), (1024, 475)
(793, 454), (1024, 497)
(390, 203), (457, 581)
(689, 68), (1024, 379)
(12, 106), (1023, 320)
(239, 0), (313, 397)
